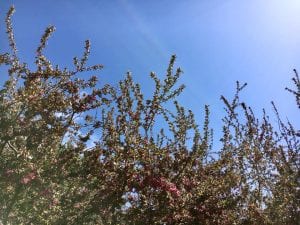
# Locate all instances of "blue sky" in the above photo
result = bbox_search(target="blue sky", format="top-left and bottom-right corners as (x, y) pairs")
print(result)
(0, 0), (299, 146)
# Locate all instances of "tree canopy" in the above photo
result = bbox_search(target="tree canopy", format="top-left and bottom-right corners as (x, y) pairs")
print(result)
(0, 6), (299, 225)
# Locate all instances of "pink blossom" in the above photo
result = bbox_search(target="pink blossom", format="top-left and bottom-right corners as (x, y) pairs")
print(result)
(21, 171), (37, 184)
(74, 203), (81, 208)
(143, 176), (181, 198)
(5, 169), (14, 176)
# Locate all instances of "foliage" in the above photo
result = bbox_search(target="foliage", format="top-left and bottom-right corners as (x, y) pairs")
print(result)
(0, 6), (299, 225)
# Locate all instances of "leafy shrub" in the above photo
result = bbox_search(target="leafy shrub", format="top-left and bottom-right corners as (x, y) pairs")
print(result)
(0, 6), (299, 225)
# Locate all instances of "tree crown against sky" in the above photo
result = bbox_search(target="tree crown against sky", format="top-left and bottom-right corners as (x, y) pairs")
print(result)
(1, 0), (299, 134)
(0, 5), (299, 225)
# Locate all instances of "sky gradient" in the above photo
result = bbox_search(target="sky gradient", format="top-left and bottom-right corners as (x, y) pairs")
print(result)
(0, 0), (299, 147)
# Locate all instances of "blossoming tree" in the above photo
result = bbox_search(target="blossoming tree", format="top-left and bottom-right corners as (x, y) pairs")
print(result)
(0, 7), (299, 225)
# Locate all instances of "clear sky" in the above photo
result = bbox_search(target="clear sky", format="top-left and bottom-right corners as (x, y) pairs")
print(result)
(0, 0), (299, 146)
